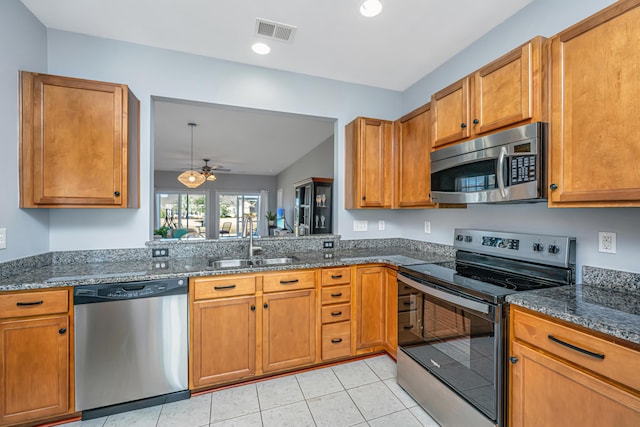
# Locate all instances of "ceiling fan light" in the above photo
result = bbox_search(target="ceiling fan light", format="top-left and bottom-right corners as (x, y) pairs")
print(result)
(360, 0), (383, 17)
(178, 170), (205, 188)
(206, 174), (217, 181)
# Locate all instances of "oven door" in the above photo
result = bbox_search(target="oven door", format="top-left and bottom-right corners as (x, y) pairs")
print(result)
(397, 273), (502, 424)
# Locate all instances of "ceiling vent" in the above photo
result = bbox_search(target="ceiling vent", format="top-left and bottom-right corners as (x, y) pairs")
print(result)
(255, 18), (297, 43)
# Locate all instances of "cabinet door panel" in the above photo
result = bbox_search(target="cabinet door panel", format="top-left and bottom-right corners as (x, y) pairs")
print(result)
(474, 41), (534, 134)
(432, 78), (470, 149)
(262, 290), (316, 372)
(549, 3), (640, 206)
(510, 341), (640, 426)
(356, 267), (385, 350)
(394, 104), (434, 208)
(360, 119), (392, 207)
(191, 296), (256, 387)
(0, 316), (69, 425)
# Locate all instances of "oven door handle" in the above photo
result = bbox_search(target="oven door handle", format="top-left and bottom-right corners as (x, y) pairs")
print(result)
(398, 274), (491, 315)
(497, 146), (508, 199)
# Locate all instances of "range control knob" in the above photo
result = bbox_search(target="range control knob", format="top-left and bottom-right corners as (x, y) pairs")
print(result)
(456, 235), (464, 242)
(532, 243), (544, 252)
(464, 236), (473, 243)
(548, 245), (561, 254)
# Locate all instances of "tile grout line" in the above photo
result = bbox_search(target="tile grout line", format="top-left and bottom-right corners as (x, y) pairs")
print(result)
(294, 375), (319, 427)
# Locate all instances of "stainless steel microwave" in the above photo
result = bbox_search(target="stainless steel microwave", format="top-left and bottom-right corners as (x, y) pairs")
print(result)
(430, 122), (547, 204)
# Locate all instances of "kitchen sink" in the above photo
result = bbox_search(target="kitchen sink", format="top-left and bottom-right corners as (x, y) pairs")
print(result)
(209, 259), (253, 269)
(208, 256), (297, 269)
(253, 257), (297, 266)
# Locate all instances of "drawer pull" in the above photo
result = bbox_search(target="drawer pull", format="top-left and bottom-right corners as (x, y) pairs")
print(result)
(16, 300), (44, 307)
(331, 293), (343, 297)
(403, 324), (414, 330)
(331, 311), (343, 317)
(331, 338), (343, 344)
(280, 279), (299, 284)
(331, 274), (343, 279)
(548, 335), (605, 360)
(214, 284), (237, 290)
(403, 301), (415, 306)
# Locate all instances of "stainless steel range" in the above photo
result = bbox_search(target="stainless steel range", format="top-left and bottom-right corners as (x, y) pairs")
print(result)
(397, 229), (576, 427)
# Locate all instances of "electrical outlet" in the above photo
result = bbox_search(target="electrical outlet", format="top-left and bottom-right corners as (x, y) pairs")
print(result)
(598, 232), (616, 254)
(353, 220), (368, 232)
(152, 248), (169, 257)
(424, 221), (431, 234)
(323, 241), (334, 249)
(0, 228), (6, 250)
(378, 220), (385, 231)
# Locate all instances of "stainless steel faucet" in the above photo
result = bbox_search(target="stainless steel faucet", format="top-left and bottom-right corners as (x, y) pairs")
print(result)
(243, 216), (262, 257)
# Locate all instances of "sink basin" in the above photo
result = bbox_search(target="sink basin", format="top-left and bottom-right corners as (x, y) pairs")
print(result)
(209, 259), (252, 269)
(253, 257), (297, 266)
(209, 256), (297, 269)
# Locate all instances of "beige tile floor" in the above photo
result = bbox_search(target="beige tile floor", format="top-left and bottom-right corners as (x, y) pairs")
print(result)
(65, 355), (439, 427)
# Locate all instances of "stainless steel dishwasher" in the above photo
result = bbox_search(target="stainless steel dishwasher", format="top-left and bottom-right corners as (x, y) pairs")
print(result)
(74, 278), (189, 419)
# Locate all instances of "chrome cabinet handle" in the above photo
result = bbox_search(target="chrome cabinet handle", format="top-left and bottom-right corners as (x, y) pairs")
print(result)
(548, 335), (605, 360)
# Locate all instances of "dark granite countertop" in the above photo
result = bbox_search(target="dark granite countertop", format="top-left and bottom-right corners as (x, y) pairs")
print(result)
(0, 248), (451, 292)
(507, 283), (640, 346)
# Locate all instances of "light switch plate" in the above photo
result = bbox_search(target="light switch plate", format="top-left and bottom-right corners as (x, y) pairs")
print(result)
(0, 228), (5, 249)
(424, 221), (431, 234)
(353, 220), (368, 232)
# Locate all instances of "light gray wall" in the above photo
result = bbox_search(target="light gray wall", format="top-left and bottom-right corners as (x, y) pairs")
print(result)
(389, 0), (636, 279)
(42, 29), (401, 251)
(0, 0), (49, 262)
(276, 136), (334, 228)
(154, 171), (277, 238)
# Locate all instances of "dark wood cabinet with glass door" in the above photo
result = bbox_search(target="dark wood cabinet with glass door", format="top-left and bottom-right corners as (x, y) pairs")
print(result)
(294, 177), (333, 235)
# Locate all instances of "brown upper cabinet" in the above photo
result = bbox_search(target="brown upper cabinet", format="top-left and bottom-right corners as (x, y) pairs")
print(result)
(393, 103), (436, 208)
(548, 0), (640, 207)
(432, 36), (546, 150)
(345, 117), (393, 209)
(20, 71), (139, 208)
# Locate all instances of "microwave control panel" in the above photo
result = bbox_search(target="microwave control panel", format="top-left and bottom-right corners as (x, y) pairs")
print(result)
(510, 156), (537, 184)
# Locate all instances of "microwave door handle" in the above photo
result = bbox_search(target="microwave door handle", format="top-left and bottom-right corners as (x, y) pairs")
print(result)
(497, 146), (508, 199)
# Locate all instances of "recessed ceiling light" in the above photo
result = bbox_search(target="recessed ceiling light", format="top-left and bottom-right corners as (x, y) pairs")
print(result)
(252, 42), (271, 55)
(360, 0), (383, 18)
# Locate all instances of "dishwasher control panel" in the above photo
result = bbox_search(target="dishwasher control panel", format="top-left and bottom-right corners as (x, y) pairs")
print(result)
(74, 278), (187, 303)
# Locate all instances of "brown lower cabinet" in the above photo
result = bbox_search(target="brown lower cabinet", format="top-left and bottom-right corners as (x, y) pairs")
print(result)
(0, 289), (72, 427)
(191, 295), (257, 387)
(355, 266), (386, 353)
(262, 289), (316, 373)
(190, 271), (317, 390)
(509, 306), (640, 426)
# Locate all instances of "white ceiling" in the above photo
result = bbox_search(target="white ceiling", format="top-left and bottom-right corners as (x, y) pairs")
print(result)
(21, 0), (534, 176)
(153, 99), (335, 175)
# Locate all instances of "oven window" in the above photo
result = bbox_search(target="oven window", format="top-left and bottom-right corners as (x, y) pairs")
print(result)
(431, 158), (503, 193)
(398, 285), (497, 420)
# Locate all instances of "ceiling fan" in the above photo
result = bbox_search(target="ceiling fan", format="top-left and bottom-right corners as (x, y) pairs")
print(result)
(199, 159), (230, 181)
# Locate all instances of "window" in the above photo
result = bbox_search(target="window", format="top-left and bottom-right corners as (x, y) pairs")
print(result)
(218, 193), (260, 238)
(156, 191), (207, 237)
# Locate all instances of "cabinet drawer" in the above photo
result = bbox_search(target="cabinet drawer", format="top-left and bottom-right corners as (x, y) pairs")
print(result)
(321, 268), (351, 286)
(263, 270), (315, 292)
(321, 285), (351, 305)
(193, 276), (256, 300)
(322, 322), (351, 360)
(0, 289), (68, 319)
(512, 307), (640, 391)
(321, 303), (351, 324)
